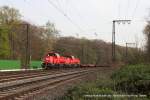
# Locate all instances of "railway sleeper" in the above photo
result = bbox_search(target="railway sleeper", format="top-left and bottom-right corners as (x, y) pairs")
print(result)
(0, 69), (90, 89)
(0, 72), (90, 99)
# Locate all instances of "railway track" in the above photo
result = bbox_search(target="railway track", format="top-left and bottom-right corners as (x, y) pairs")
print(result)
(0, 68), (97, 100)
(0, 69), (77, 83)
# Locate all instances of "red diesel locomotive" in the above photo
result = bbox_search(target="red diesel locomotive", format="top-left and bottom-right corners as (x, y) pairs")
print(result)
(41, 52), (80, 69)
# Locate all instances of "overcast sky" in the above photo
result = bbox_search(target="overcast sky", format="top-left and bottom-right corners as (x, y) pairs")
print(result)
(0, 0), (150, 47)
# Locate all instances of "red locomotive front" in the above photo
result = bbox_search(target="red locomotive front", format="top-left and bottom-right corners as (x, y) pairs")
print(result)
(41, 52), (80, 69)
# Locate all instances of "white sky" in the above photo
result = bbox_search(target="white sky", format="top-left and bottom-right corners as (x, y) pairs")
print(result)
(0, 0), (150, 47)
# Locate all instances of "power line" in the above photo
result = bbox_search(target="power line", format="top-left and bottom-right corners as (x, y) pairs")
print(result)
(67, 1), (89, 28)
(118, 0), (121, 19)
(126, 0), (130, 19)
(47, 0), (84, 32)
(131, 0), (140, 19)
(55, 0), (65, 12)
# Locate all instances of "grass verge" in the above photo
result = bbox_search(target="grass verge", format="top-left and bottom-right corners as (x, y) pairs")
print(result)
(0, 60), (42, 70)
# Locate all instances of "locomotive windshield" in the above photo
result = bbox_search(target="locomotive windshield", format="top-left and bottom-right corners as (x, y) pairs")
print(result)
(71, 56), (75, 59)
(47, 53), (55, 56)
(47, 52), (60, 57)
(55, 53), (60, 57)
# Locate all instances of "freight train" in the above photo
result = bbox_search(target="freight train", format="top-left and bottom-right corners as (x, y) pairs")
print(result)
(41, 52), (80, 69)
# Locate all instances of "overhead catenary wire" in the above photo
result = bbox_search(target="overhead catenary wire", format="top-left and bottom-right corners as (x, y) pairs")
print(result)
(126, 0), (130, 19)
(67, 1), (90, 28)
(55, 0), (66, 13)
(24, 0), (111, 38)
(118, 0), (121, 19)
(56, 0), (92, 31)
(47, 0), (84, 32)
(131, 0), (140, 20)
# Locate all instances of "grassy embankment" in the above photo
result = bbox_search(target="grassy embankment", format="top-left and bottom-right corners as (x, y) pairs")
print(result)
(0, 60), (42, 70)
(62, 64), (150, 100)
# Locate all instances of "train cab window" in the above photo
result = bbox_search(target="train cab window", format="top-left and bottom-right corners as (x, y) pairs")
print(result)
(71, 56), (75, 59)
(47, 53), (55, 56)
(55, 53), (60, 58)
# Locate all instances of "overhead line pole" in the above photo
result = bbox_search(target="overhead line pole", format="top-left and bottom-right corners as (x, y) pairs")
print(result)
(12, 23), (30, 69)
(26, 23), (30, 69)
(0, 23), (30, 68)
(112, 20), (131, 62)
(13, 23), (30, 69)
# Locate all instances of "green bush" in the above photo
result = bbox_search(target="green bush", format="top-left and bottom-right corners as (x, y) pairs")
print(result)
(61, 82), (149, 100)
(111, 64), (150, 94)
(61, 64), (150, 100)
(63, 85), (114, 100)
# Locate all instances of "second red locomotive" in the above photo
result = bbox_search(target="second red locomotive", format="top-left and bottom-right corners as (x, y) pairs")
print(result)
(41, 52), (80, 69)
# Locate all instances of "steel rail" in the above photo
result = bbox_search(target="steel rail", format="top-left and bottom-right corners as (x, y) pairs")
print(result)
(0, 70), (67, 83)
(0, 68), (95, 99)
